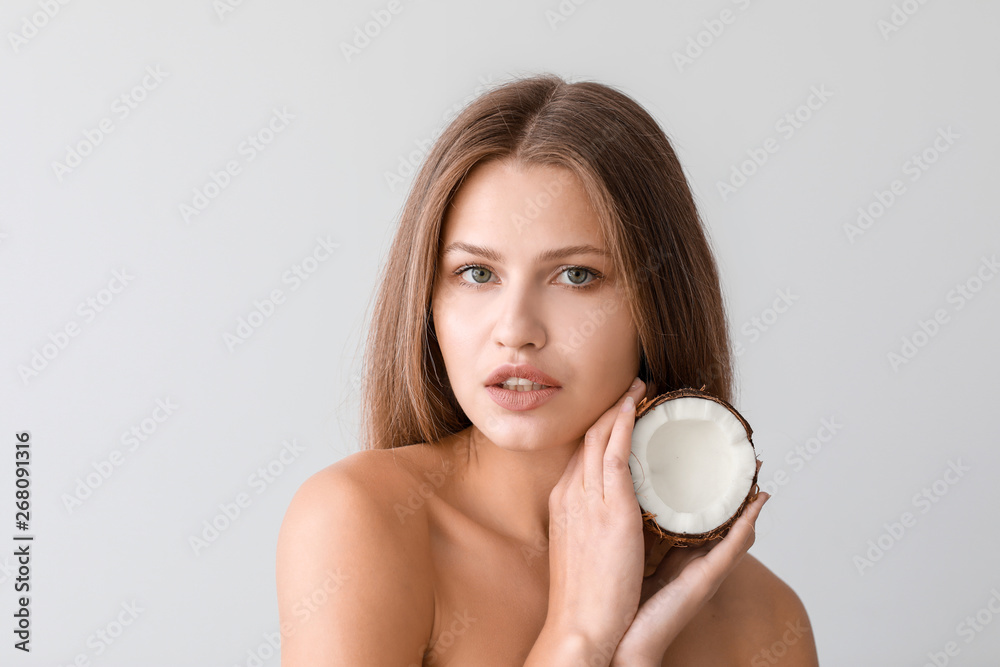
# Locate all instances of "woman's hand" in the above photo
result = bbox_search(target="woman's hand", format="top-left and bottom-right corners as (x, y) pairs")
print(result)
(609, 489), (771, 666)
(543, 377), (651, 655)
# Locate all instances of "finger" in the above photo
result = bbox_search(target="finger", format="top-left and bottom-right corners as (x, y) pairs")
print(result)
(557, 441), (584, 492)
(582, 378), (645, 496)
(701, 492), (770, 570)
(603, 391), (640, 502)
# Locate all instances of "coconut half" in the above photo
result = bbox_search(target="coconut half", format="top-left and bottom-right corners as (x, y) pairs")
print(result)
(629, 387), (762, 547)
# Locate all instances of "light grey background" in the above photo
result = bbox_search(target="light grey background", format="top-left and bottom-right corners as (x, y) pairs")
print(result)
(1, 1), (998, 665)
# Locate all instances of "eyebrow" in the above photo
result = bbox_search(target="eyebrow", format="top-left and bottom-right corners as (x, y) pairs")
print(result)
(441, 241), (608, 263)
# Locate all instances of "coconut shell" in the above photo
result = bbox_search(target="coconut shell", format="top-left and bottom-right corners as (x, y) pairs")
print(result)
(632, 386), (762, 548)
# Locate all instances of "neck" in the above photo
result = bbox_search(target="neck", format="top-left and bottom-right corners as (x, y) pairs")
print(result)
(451, 426), (580, 549)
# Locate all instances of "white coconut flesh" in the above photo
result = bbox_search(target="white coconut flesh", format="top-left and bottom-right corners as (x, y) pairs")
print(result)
(630, 396), (757, 535)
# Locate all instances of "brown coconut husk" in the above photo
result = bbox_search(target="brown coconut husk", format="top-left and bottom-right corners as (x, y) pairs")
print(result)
(632, 386), (762, 548)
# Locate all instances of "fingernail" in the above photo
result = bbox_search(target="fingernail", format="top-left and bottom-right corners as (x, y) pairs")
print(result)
(621, 396), (635, 413)
(630, 377), (641, 390)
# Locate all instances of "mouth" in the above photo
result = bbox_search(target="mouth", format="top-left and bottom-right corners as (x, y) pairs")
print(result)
(484, 363), (561, 389)
(492, 381), (554, 392)
(485, 382), (561, 411)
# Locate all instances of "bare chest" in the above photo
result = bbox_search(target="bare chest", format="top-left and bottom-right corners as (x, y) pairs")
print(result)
(422, 533), (734, 667)
(394, 443), (740, 666)
(421, 502), (550, 667)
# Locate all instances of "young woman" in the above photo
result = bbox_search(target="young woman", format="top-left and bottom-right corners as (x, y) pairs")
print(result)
(276, 73), (819, 666)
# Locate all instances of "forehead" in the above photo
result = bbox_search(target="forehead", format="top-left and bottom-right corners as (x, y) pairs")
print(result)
(440, 160), (604, 252)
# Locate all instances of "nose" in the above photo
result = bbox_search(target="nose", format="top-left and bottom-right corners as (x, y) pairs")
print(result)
(491, 280), (547, 352)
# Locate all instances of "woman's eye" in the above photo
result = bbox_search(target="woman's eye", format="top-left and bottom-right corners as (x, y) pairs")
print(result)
(454, 265), (601, 290)
(560, 267), (594, 287)
(466, 266), (494, 285)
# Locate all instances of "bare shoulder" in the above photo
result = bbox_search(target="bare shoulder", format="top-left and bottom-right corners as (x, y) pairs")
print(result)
(275, 447), (435, 665)
(279, 446), (434, 545)
(713, 554), (820, 666)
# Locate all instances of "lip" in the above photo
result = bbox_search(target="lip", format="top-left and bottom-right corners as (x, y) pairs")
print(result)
(484, 363), (562, 388)
(486, 384), (561, 412)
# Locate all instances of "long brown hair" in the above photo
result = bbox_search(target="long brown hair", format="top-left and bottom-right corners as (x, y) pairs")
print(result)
(358, 73), (735, 451)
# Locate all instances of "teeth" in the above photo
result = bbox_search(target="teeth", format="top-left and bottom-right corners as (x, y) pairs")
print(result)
(500, 377), (550, 391)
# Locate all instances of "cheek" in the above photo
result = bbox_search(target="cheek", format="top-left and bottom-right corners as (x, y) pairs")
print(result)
(556, 296), (636, 355)
(432, 299), (485, 375)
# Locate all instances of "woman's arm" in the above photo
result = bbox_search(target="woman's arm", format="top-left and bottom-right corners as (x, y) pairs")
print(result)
(523, 626), (611, 666)
(609, 493), (773, 665)
(276, 462), (434, 666)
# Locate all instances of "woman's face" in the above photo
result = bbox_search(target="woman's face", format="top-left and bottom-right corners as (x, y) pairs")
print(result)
(431, 159), (640, 452)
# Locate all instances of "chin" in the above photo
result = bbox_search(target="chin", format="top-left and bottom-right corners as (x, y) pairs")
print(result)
(474, 415), (564, 453)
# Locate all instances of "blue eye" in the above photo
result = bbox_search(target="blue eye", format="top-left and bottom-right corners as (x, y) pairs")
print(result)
(453, 265), (602, 290)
